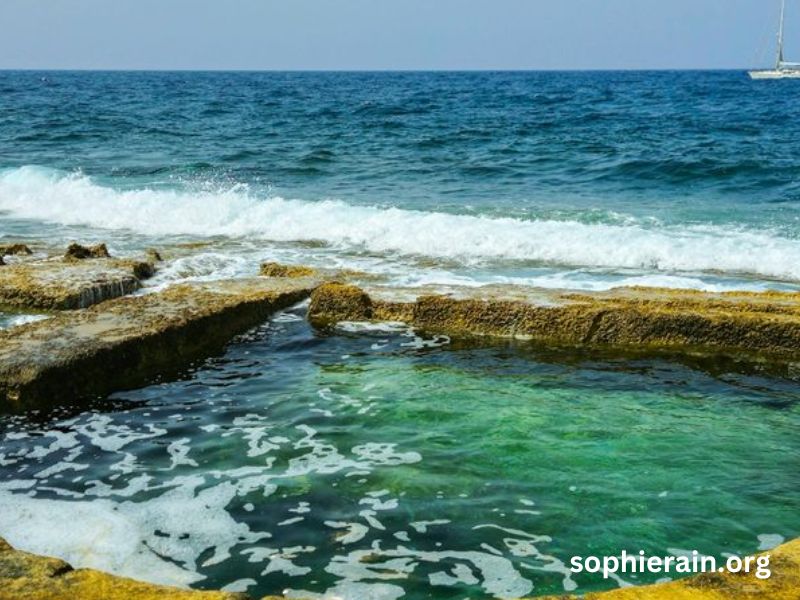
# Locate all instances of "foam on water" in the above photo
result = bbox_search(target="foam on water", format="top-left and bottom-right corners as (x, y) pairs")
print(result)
(3, 166), (800, 284)
(0, 305), (797, 599)
(0, 314), (50, 330)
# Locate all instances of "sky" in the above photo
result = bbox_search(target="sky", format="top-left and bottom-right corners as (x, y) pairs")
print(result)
(0, 0), (794, 71)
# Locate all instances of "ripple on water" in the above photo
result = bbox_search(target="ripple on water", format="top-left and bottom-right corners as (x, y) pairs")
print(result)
(0, 309), (798, 599)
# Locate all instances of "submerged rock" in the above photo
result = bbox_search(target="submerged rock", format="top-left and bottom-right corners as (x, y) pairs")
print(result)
(260, 262), (317, 278)
(64, 243), (111, 261)
(1, 244), (33, 256)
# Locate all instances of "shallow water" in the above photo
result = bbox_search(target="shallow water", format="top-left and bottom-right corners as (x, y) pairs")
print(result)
(1, 307), (797, 599)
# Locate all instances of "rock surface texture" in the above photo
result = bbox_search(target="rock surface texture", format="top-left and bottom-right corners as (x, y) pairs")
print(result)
(0, 277), (319, 410)
(64, 242), (111, 261)
(0, 536), (247, 600)
(0, 258), (155, 310)
(309, 283), (800, 369)
(259, 262), (317, 278)
(1, 244), (33, 257)
(0, 535), (797, 600)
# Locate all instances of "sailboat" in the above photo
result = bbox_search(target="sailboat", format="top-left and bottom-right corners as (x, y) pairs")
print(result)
(750, 0), (800, 79)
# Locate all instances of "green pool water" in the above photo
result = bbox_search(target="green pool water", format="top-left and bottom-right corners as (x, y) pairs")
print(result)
(0, 307), (797, 599)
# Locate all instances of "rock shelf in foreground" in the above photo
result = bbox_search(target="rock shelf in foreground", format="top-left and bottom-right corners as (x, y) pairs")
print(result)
(0, 534), (797, 600)
(0, 277), (319, 410)
(0, 537), (246, 600)
(309, 283), (800, 367)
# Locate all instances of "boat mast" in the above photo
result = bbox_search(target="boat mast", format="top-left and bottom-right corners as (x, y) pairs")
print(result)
(777, 0), (787, 68)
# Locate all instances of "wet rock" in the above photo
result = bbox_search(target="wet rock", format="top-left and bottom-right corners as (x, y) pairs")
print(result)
(308, 283), (374, 325)
(145, 248), (164, 263)
(0, 276), (320, 410)
(308, 283), (800, 366)
(115, 259), (156, 280)
(1, 244), (33, 256)
(0, 256), (4, 267)
(260, 262), (317, 278)
(0, 536), (249, 599)
(64, 243), (111, 261)
(0, 259), (149, 310)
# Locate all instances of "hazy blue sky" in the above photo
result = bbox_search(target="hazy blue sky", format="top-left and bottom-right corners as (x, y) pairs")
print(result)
(0, 0), (795, 70)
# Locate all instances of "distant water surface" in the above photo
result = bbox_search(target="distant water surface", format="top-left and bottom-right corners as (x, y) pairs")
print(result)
(2, 70), (800, 291)
(0, 72), (799, 600)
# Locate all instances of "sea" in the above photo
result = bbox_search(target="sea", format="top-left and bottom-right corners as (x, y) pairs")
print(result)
(0, 70), (798, 599)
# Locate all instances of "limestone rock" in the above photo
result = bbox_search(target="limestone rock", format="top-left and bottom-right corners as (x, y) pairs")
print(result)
(0, 276), (320, 410)
(0, 536), (247, 600)
(0, 259), (147, 310)
(308, 283), (800, 371)
(1, 244), (33, 256)
(145, 248), (164, 263)
(260, 262), (317, 278)
(64, 243), (111, 261)
(308, 283), (374, 325)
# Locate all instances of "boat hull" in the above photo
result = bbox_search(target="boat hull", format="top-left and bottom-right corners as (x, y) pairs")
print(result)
(749, 69), (800, 79)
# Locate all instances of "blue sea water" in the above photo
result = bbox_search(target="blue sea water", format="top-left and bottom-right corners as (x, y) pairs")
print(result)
(2, 70), (800, 290)
(1, 71), (799, 600)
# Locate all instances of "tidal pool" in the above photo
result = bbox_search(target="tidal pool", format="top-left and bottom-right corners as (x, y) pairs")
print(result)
(0, 305), (797, 599)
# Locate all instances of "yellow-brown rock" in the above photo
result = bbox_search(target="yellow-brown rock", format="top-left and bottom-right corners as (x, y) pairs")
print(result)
(0, 533), (797, 600)
(145, 248), (164, 263)
(308, 282), (376, 324)
(64, 242), (111, 261)
(0, 536), (246, 600)
(259, 262), (317, 278)
(535, 538), (800, 600)
(0, 258), (154, 310)
(309, 283), (800, 369)
(1, 244), (33, 256)
(0, 276), (319, 410)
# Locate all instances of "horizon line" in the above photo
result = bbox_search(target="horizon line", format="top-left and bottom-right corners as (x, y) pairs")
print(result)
(0, 67), (758, 73)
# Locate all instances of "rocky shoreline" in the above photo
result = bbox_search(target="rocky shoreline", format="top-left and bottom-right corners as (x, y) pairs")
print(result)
(0, 245), (798, 599)
(308, 282), (800, 375)
(1, 535), (797, 600)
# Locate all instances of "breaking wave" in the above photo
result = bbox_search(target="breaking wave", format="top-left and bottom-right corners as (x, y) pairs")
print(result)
(2, 165), (800, 281)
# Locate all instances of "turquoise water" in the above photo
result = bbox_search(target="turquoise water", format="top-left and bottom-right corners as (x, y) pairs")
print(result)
(0, 310), (797, 598)
(1, 71), (800, 598)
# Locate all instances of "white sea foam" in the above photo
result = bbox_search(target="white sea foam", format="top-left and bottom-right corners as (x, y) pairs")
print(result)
(0, 314), (51, 330)
(0, 490), (203, 587)
(3, 166), (800, 283)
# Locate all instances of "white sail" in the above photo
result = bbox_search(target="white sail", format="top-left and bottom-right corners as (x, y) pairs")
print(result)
(749, 0), (800, 79)
(778, 0), (787, 67)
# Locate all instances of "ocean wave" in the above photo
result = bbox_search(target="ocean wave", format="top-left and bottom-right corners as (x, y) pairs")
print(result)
(2, 165), (800, 281)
